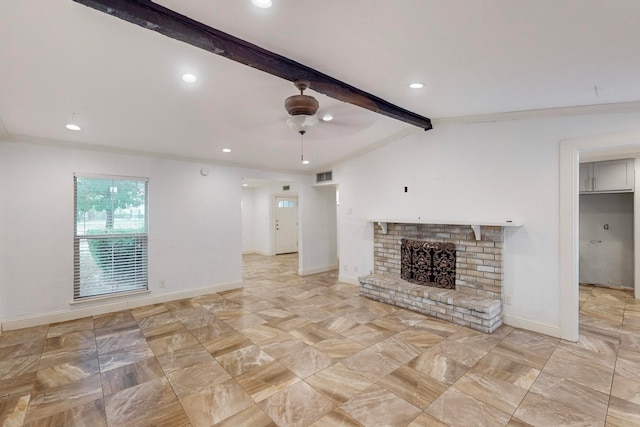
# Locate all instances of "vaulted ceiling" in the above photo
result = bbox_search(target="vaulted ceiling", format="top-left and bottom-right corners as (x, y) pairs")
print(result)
(1, 1), (639, 172)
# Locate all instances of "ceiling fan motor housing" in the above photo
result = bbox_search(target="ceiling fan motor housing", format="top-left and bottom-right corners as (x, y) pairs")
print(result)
(284, 80), (319, 116)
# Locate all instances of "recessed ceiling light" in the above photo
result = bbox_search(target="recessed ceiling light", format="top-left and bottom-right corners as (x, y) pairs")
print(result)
(302, 159), (310, 165)
(182, 74), (197, 83)
(222, 148), (232, 153)
(65, 123), (81, 131)
(409, 83), (424, 89)
(252, 0), (272, 8)
(322, 114), (333, 122)
(242, 183), (248, 187)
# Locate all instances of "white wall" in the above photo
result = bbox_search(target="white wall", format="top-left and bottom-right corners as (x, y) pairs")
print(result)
(334, 111), (640, 337)
(299, 184), (338, 276)
(241, 187), (255, 253)
(0, 141), (244, 326)
(579, 193), (634, 288)
(0, 141), (337, 329)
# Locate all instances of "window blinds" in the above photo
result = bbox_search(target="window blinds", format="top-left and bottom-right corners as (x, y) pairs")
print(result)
(73, 174), (148, 300)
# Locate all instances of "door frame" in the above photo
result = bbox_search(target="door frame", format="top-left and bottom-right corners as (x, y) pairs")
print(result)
(560, 129), (640, 341)
(274, 195), (299, 254)
(270, 193), (299, 256)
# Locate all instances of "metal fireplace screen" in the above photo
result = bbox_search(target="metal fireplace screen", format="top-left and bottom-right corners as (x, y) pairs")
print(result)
(401, 239), (456, 289)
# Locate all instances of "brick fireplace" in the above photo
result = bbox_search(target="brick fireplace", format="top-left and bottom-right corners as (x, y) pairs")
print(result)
(359, 221), (508, 333)
(374, 223), (504, 298)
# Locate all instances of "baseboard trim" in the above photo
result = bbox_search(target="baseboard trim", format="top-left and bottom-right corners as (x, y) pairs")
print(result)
(503, 314), (562, 339)
(338, 275), (359, 286)
(253, 250), (274, 256)
(1, 281), (243, 331)
(299, 263), (338, 276)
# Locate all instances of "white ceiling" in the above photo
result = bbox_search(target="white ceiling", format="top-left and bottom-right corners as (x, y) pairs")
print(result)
(1, 0), (640, 173)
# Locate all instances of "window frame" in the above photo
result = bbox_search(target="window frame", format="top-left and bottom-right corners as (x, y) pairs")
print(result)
(73, 173), (149, 301)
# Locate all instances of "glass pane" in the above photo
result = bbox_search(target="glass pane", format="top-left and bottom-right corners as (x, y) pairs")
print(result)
(74, 176), (148, 300)
(76, 177), (146, 235)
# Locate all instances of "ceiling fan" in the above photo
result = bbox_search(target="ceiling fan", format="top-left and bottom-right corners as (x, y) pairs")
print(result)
(283, 80), (371, 136)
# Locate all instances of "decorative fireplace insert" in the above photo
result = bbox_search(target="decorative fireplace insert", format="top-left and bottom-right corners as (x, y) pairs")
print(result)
(401, 239), (456, 289)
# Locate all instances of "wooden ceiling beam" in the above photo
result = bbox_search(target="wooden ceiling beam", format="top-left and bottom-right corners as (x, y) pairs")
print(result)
(73, 0), (432, 130)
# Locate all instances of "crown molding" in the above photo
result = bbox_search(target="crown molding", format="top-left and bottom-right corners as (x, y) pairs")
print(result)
(0, 133), (309, 175)
(433, 101), (640, 124)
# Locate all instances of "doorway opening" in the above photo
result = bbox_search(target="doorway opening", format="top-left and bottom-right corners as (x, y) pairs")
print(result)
(275, 196), (298, 254)
(560, 132), (640, 341)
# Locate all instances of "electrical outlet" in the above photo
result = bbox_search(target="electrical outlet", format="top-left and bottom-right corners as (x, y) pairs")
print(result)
(343, 265), (348, 272)
(160, 280), (166, 288)
(353, 266), (358, 273)
(504, 295), (511, 305)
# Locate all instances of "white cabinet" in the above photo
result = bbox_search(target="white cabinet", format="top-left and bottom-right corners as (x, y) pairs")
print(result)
(580, 159), (635, 193)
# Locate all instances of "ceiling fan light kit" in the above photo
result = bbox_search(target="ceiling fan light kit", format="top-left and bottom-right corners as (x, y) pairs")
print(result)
(285, 80), (320, 134)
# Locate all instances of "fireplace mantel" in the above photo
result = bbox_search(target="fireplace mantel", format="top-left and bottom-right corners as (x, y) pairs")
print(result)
(369, 218), (523, 240)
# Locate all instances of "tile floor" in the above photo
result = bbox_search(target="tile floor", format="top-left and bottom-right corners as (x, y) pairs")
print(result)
(1, 253), (639, 426)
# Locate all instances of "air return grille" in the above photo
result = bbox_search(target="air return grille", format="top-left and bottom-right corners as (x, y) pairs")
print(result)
(316, 171), (332, 183)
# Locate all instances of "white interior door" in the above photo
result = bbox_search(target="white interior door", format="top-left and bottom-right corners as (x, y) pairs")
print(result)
(275, 196), (298, 254)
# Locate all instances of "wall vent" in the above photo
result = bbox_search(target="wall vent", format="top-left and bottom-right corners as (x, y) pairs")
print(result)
(282, 185), (290, 191)
(316, 171), (332, 183)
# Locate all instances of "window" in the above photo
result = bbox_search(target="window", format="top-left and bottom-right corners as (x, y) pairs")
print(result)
(277, 200), (295, 208)
(74, 174), (148, 300)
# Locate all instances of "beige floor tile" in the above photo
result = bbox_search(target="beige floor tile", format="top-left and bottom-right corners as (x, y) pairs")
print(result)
(606, 396), (640, 426)
(0, 355), (41, 382)
(36, 352), (100, 391)
(277, 343), (333, 378)
(167, 360), (232, 399)
(155, 343), (216, 375)
(407, 350), (470, 386)
(235, 360), (299, 402)
(394, 328), (445, 351)
(216, 344), (275, 377)
(180, 378), (253, 426)
(23, 398), (107, 427)
(42, 330), (96, 355)
(146, 328), (200, 356)
(453, 371), (527, 415)
(426, 388), (511, 427)
(100, 356), (164, 396)
(93, 311), (137, 334)
(203, 331), (253, 357)
(407, 411), (448, 426)
(0, 394), (30, 427)
(96, 328), (146, 355)
(24, 374), (103, 425)
(340, 384), (421, 427)
(0, 339), (44, 360)
(530, 371), (609, 421)
(543, 352), (614, 394)
(342, 347), (403, 383)
(259, 381), (334, 427)
(378, 365), (448, 409)
(97, 341), (154, 373)
(611, 374), (640, 406)
(213, 404), (277, 427)
(312, 337), (366, 361)
(104, 377), (190, 427)
(615, 348), (640, 381)
(3, 255), (640, 427)
(341, 323), (396, 347)
(310, 407), (363, 427)
(130, 303), (168, 320)
(513, 392), (604, 427)
(305, 363), (372, 405)
(0, 326), (48, 348)
(471, 352), (540, 390)
(46, 318), (94, 338)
